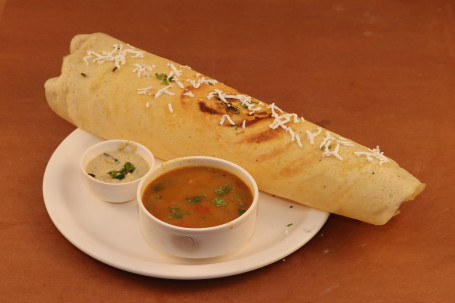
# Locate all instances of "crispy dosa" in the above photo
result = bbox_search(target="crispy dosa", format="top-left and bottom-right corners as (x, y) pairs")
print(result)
(45, 33), (425, 225)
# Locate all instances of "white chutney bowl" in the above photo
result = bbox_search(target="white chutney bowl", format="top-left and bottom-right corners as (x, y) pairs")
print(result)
(80, 139), (155, 203)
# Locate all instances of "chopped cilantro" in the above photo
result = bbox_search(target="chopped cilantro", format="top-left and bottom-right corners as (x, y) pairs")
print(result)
(107, 162), (135, 180)
(212, 197), (227, 207)
(124, 162), (135, 172)
(155, 73), (174, 85)
(238, 209), (246, 215)
(187, 196), (202, 204)
(321, 145), (332, 151)
(168, 207), (182, 219)
(214, 184), (234, 196)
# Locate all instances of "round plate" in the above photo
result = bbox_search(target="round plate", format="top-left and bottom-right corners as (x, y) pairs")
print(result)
(43, 129), (329, 279)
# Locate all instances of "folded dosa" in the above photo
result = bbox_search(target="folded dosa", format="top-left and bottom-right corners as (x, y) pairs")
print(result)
(45, 33), (425, 225)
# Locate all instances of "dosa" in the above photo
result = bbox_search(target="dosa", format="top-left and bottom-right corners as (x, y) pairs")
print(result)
(45, 33), (425, 225)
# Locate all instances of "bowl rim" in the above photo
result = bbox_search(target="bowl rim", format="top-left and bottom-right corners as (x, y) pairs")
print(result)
(80, 139), (155, 186)
(137, 156), (259, 233)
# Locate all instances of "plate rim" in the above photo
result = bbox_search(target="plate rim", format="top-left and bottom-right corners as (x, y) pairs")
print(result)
(42, 129), (329, 279)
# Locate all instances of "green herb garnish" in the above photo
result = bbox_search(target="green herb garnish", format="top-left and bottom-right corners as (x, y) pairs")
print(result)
(238, 209), (246, 215)
(107, 162), (136, 180)
(214, 184), (234, 196)
(153, 183), (164, 191)
(187, 196), (202, 204)
(155, 73), (174, 85)
(212, 197), (227, 207)
(168, 207), (182, 219)
(287, 223), (293, 227)
(321, 145), (332, 151)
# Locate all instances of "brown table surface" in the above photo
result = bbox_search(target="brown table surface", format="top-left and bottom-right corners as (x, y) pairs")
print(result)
(1, 0), (453, 302)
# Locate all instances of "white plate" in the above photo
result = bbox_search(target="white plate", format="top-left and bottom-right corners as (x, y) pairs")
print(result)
(43, 129), (329, 279)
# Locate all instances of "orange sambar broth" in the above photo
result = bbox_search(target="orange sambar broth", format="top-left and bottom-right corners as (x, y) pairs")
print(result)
(142, 166), (253, 228)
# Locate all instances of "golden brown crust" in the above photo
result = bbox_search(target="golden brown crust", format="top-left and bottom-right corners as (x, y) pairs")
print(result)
(44, 33), (425, 225)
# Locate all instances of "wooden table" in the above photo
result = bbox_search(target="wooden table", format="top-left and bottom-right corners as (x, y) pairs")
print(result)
(1, 0), (453, 301)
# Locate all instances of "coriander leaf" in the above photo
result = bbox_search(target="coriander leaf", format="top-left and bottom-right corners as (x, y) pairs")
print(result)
(212, 197), (227, 207)
(168, 207), (183, 219)
(214, 184), (234, 196)
(124, 162), (135, 173)
(107, 162), (136, 180)
(155, 73), (174, 85)
(153, 183), (164, 191)
(187, 196), (202, 204)
(108, 170), (125, 180)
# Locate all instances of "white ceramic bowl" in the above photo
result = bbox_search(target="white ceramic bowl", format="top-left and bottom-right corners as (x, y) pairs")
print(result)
(80, 139), (155, 203)
(137, 156), (259, 259)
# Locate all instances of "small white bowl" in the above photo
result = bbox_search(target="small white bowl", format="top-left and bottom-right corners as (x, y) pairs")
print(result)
(80, 140), (155, 203)
(137, 156), (259, 259)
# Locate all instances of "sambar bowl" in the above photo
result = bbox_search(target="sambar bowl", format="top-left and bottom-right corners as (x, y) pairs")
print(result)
(137, 156), (259, 259)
